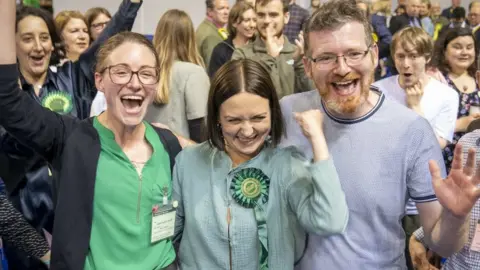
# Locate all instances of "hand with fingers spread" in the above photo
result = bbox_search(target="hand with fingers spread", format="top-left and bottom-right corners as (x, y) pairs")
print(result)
(292, 31), (304, 61)
(429, 143), (480, 218)
(294, 110), (329, 161)
(265, 24), (283, 58)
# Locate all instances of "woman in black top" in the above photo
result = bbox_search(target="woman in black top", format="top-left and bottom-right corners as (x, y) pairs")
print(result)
(0, 0), (188, 267)
(208, 1), (256, 78)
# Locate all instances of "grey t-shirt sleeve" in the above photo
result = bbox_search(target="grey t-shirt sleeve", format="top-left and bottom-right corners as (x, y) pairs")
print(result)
(185, 67), (210, 120)
(406, 117), (445, 203)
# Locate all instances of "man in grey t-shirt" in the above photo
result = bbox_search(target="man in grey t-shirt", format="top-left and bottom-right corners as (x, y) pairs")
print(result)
(280, 0), (480, 269)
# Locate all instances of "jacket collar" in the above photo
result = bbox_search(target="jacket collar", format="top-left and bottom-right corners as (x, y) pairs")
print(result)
(252, 35), (295, 54)
(18, 67), (56, 92)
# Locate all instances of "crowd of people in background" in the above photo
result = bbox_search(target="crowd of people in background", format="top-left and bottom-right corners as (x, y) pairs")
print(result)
(1, 0), (480, 269)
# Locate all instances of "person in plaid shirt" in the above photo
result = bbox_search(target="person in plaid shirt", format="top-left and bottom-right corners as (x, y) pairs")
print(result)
(283, 0), (309, 44)
(410, 128), (480, 270)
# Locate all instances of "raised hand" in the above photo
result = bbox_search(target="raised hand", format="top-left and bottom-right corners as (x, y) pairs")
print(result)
(295, 110), (329, 161)
(292, 31), (304, 61)
(265, 24), (283, 58)
(294, 109), (324, 139)
(405, 79), (425, 110)
(429, 143), (480, 217)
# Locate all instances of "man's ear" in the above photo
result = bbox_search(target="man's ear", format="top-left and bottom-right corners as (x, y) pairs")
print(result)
(284, 11), (290, 25)
(303, 56), (313, 79)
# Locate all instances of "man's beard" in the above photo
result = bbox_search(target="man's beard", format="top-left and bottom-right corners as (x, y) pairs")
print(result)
(317, 73), (374, 115)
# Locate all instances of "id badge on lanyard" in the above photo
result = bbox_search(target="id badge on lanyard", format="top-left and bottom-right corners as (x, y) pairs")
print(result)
(151, 185), (178, 244)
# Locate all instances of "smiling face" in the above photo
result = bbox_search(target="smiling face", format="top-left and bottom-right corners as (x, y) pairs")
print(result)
(304, 21), (377, 116)
(95, 42), (158, 127)
(445, 35), (475, 73)
(234, 8), (257, 39)
(61, 18), (90, 59)
(419, 3), (429, 17)
(219, 92), (271, 159)
(16, 15), (54, 80)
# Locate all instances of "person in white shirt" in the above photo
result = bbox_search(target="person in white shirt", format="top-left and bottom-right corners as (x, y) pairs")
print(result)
(373, 26), (458, 270)
(374, 26), (458, 148)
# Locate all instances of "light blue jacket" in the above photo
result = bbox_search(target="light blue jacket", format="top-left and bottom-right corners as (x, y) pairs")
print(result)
(173, 142), (348, 270)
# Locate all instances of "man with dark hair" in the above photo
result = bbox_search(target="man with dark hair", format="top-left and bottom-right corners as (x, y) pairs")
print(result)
(449, 6), (466, 27)
(232, 0), (313, 98)
(280, 0), (479, 269)
(196, 0), (230, 70)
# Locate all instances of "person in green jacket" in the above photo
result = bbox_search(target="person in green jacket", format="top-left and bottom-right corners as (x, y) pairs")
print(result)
(196, 0), (230, 70)
(232, 0), (313, 99)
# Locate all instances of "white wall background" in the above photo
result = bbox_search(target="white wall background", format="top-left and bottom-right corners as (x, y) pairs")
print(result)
(53, 0), (468, 35)
(53, 0), (313, 35)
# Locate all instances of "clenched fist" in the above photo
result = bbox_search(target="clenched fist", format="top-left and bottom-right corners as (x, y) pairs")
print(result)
(294, 109), (324, 139)
(294, 110), (329, 161)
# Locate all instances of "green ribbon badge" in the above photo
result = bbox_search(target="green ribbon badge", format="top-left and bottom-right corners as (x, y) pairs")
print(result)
(230, 168), (270, 209)
(41, 91), (73, 115)
(230, 167), (270, 268)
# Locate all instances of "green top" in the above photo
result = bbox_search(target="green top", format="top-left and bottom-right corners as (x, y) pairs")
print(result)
(196, 19), (224, 70)
(84, 118), (175, 270)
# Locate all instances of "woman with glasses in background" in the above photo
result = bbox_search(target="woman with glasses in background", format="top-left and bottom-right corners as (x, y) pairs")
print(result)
(85, 7), (112, 42)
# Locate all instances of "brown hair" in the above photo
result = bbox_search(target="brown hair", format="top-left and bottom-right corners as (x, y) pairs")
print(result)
(227, 2), (255, 38)
(206, 59), (285, 150)
(391, 27), (433, 61)
(304, 0), (373, 55)
(431, 27), (477, 77)
(54, 10), (88, 34)
(152, 9), (204, 104)
(95, 31), (159, 73)
(84, 7), (112, 29)
(256, 0), (289, 13)
(421, 0), (431, 9)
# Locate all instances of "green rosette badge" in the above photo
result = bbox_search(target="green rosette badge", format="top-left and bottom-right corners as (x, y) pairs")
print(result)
(230, 168), (270, 208)
(41, 91), (73, 115)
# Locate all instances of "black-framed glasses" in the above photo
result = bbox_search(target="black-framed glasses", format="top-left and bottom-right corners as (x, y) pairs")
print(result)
(102, 64), (159, 85)
(91, 21), (110, 30)
(308, 46), (372, 69)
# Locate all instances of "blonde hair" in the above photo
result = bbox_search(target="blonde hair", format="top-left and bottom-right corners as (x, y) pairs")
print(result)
(372, 0), (391, 14)
(152, 9), (204, 104)
(55, 10), (88, 34)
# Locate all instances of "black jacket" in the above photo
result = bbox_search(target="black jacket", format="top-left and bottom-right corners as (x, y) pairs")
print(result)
(0, 0), (142, 235)
(0, 64), (181, 270)
(389, 14), (422, 35)
(208, 37), (235, 78)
